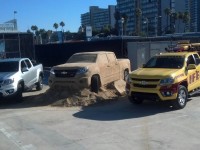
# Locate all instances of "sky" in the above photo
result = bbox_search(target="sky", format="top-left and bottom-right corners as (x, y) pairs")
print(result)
(0, 0), (116, 32)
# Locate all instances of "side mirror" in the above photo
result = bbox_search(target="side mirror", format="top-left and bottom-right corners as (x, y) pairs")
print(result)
(196, 58), (200, 65)
(187, 64), (196, 70)
(22, 67), (29, 72)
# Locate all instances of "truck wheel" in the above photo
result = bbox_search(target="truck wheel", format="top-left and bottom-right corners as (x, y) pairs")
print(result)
(91, 75), (100, 93)
(124, 69), (129, 82)
(173, 85), (188, 109)
(16, 83), (23, 102)
(129, 96), (143, 104)
(36, 75), (43, 91)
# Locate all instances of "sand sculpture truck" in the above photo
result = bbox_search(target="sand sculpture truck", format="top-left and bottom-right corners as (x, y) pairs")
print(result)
(0, 58), (43, 101)
(126, 52), (200, 109)
(48, 51), (130, 93)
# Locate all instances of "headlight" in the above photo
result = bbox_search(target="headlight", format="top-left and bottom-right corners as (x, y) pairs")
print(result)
(2, 79), (14, 86)
(160, 77), (174, 86)
(50, 68), (55, 75)
(76, 67), (88, 75)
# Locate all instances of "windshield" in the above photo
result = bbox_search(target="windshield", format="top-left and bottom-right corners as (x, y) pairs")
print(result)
(144, 56), (184, 69)
(0, 61), (19, 72)
(67, 54), (97, 63)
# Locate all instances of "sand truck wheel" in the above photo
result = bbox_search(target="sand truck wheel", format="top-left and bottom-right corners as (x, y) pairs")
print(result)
(173, 85), (188, 109)
(91, 75), (100, 93)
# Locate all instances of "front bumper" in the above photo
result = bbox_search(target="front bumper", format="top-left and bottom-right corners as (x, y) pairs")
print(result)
(127, 83), (178, 101)
(48, 75), (91, 89)
(0, 84), (18, 99)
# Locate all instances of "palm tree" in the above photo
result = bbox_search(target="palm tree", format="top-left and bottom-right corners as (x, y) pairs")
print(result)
(53, 23), (59, 31)
(172, 12), (178, 33)
(31, 25), (38, 35)
(135, 8), (142, 35)
(114, 11), (121, 35)
(178, 12), (183, 32)
(164, 8), (172, 32)
(183, 11), (190, 32)
(60, 21), (65, 32)
(27, 29), (31, 33)
(121, 13), (128, 35)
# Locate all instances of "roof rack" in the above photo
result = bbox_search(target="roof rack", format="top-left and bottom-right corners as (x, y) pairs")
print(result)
(166, 41), (200, 53)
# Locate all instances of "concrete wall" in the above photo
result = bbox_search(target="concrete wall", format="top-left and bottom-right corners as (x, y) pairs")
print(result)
(127, 41), (176, 71)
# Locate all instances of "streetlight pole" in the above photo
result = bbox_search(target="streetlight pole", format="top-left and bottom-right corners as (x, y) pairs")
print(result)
(155, 16), (161, 37)
(155, 17), (157, 37)
(121, 17), (124, 56)
(144, 18), (149, 37)
(121, 17), (124, 36)
(14, 11), (21, 57)
(14, 11), (17, 31)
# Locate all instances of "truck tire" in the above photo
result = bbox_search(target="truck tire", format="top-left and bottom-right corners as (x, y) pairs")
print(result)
(91, 75), (100, 93)
(124, 69), (129, 82)
(173, 85), (188, 109)
(16, 83), (23, 102)
(129, 96), (143, 104)
(36, 75), (43, 91)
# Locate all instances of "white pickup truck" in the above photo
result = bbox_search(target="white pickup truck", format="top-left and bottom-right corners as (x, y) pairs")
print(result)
(0, 58), (43, 101)
(49, 51), (130, 93)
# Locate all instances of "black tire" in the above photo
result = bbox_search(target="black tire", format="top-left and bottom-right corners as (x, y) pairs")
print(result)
(124, 69), (129, 82)
(173, 85), (188, 109)
(36, 75), (43, 91)
(16, 83), (23, 102)
(129, 96), (143, 104)
(91, 75), (100, 93)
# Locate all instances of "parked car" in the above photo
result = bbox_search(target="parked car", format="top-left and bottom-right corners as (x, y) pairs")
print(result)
(126, 52), (200, 109)
(0, 58), (43, 101)
(49, 51), (131, 93)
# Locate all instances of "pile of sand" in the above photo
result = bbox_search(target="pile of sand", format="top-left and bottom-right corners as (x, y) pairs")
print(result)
(36, 80), (126, 107)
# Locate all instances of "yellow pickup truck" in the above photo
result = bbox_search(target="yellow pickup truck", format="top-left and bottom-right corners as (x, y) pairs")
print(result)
(126, 52), (200, 109)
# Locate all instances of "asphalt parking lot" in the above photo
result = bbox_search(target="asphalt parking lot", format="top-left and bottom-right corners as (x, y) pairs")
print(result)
(0, 82), (200, 150)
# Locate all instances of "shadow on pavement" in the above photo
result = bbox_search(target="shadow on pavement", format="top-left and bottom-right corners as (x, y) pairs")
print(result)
(73, 98), (174, 121)
(0, 90), (53, 109)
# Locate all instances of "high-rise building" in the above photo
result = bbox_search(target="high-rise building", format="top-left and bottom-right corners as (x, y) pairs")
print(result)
(161, 0), (186, 34)
(116, 0), (135, 35)
(81, 13), (90, 27)
(81, 5), (116, 32)
(116, 0), (187, 36)
(116, 0), (162, 36)
(186, 0), (200, 32)
(141, 0), (161, 36)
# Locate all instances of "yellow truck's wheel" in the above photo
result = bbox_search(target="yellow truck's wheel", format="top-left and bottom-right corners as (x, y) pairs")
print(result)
(173, 85), (188, 109)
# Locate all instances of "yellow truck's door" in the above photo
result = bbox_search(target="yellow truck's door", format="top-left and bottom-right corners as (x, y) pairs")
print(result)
(187, 54), (200, 91)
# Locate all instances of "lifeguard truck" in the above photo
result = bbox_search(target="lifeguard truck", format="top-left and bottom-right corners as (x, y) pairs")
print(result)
(126, 47), (200, 109)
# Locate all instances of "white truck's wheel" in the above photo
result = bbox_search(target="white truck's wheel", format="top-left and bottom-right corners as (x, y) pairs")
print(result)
(36, 75), (43, 91)
(16, 83), (23, 102)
